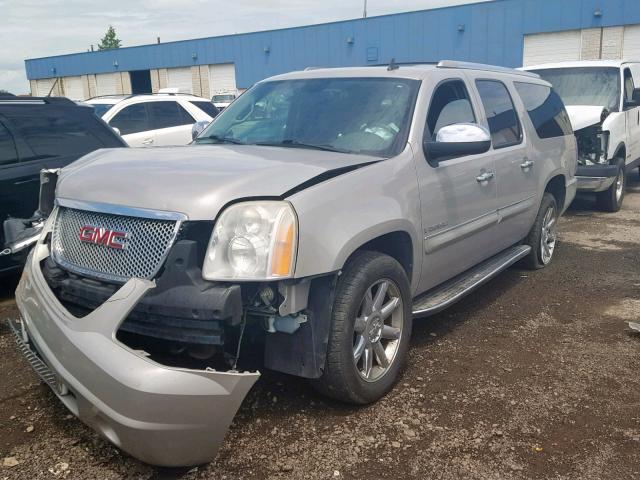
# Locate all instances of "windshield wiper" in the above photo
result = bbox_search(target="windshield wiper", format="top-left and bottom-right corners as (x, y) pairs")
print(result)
(253, 139), (349, 153)
(196, 134), (246, 145)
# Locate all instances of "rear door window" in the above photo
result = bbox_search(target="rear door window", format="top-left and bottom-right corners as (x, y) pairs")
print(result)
(0, 122), (18, 166)
(147, 101), (195, 130)
(475, 80), (522, 149)
(110, 103), (150, 135)
(514, 82), (573, 139)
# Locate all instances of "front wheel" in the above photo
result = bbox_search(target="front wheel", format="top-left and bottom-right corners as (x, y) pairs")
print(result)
(596, 160), (625, 212)
(521, 192), (558, 270)
(311, 251), (412, 405)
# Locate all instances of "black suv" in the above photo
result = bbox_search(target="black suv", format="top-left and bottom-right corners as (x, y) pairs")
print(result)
(0, 96), (126, 276)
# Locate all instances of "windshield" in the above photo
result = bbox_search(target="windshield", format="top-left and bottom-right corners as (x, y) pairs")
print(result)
(530, 67), (621, 112)
(199, 78), (419, 157)
(91, 103), (115, 118)
(212, 94), (236, 103)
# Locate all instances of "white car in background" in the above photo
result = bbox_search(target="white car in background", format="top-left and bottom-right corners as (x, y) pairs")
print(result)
(211, 91), (237, 110)
(525, 60), (640, 212)
(86, 89), (219, 147)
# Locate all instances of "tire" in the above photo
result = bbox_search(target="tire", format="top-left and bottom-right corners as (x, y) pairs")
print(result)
(521, 192), (559, 270)
(310, 251), (412, 405)
(596, 159), (625, 213)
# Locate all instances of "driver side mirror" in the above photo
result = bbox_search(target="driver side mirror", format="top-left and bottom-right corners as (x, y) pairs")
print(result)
(423, 123), (491, 166)
(191, 120), (210, 141)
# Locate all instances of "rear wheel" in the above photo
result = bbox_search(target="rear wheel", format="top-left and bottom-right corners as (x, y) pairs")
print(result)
(311, 251), (412, 405)
(521, 193), (558, 270)
(596, 159), (625, 212)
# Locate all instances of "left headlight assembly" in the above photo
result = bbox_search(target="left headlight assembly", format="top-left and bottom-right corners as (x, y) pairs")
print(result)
(202, 201), (298, 281)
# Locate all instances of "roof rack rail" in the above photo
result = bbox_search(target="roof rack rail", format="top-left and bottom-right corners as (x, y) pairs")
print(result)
(86, 94), (128, 100)
(367, 61), (438, 68)
(0, 96), (76, 106)
(437, 60), (540, 79)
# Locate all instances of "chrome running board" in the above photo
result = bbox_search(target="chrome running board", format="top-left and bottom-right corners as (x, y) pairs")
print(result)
(412, 245), (531, 317)
(7, 318), (57, 389)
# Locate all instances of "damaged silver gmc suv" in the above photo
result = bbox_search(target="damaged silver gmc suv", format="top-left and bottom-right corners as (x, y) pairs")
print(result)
(12, 61), (577, 466)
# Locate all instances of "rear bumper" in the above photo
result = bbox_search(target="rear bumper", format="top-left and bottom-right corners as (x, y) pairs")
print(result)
(14, 242), (259, 467)
(576, 164), (618, 192)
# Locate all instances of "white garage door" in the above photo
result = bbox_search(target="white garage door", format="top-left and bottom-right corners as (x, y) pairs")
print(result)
(62, 76), (84, 100)
(523, 30), (582, 66)
(34, 78), (58, 96)
(623, 25), (640, 59)
(96, 73), (121, 96)
(166, 67), (192, 93)
(209, 64), (236, 95)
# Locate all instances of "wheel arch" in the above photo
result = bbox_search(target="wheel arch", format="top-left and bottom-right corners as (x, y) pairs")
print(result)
(544, 174), (567, 212)
(345, 231), (414, 283)
(331, 222), (419, 291)
(612, 142), (626, 162)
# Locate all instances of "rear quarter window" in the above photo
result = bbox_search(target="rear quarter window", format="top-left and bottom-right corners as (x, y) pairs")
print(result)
(514, 82), (573, 139)
(7, 106), (122, 159)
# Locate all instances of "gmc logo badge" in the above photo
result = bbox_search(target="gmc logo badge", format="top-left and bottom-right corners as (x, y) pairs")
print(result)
(79, 225), (129, 250)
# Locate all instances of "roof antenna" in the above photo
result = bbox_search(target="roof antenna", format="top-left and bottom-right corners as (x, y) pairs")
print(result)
(387, 58), (399, 71)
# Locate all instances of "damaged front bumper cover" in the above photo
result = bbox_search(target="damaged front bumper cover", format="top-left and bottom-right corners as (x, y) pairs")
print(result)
(14, 241), (259, 467)
(576, 164), (619, 192)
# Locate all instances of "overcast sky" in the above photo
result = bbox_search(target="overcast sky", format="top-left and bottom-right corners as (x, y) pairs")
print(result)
(0, 0), (491, 94)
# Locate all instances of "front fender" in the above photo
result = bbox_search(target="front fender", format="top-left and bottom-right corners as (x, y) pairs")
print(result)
(611, 142), (626, 161)
(288, 149), (422, 291)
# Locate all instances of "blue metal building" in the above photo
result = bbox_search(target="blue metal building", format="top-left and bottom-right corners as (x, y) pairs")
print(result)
(24, 0), (640, 100)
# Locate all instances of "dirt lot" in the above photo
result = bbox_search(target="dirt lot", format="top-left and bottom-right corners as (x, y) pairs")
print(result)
(1, 175), (639, 480)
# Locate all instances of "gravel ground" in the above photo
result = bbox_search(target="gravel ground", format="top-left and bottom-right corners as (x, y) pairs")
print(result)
(1, 174), (639, 480)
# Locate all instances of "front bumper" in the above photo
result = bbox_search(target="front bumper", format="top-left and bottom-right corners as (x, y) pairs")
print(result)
(576, 164), (618, 192)
(14, 241), (259, 467)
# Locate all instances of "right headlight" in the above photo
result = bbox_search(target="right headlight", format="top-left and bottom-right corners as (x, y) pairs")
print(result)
(202, 201), (298, 281)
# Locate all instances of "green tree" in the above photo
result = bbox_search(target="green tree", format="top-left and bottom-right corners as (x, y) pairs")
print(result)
(98, 25), (122, 50)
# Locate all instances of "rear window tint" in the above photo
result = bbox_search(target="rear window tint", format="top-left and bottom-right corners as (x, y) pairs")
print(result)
(147, 101), (194, 130)
(475, 80), (522, 149)
(110, 103), (150, 135)
(0, 122), (18, 166)
(190, 101), (219, 118)
(9, 109), (110, 159)
(514, 82), (573, 139)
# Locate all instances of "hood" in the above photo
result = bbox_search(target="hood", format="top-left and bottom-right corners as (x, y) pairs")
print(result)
(57, 145), (380, 220)
(565, 105), (606, 132)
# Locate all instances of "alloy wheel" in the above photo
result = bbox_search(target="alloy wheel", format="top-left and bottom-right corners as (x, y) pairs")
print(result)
(540, 205), (557, 265)
(615, 169), (625, 204)
(352, 279), (404, 382)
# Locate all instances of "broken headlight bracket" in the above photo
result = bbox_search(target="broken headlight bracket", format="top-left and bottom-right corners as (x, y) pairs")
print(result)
(576, 126), (610, 166)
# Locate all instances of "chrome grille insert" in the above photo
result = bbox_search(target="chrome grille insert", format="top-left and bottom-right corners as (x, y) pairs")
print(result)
(51, 206), (181, 283)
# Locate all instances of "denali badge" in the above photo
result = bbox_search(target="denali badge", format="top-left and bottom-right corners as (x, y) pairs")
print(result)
(79, 225), (129, 250)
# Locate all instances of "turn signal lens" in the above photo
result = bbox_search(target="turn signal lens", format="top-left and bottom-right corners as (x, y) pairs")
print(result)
(270, 216), (296, 277)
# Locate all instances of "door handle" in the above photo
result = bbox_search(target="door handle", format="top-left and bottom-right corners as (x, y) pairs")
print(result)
(520, 159), (534, 170)
(141, 138), (154, 145)
(476, 172), (495, 183)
